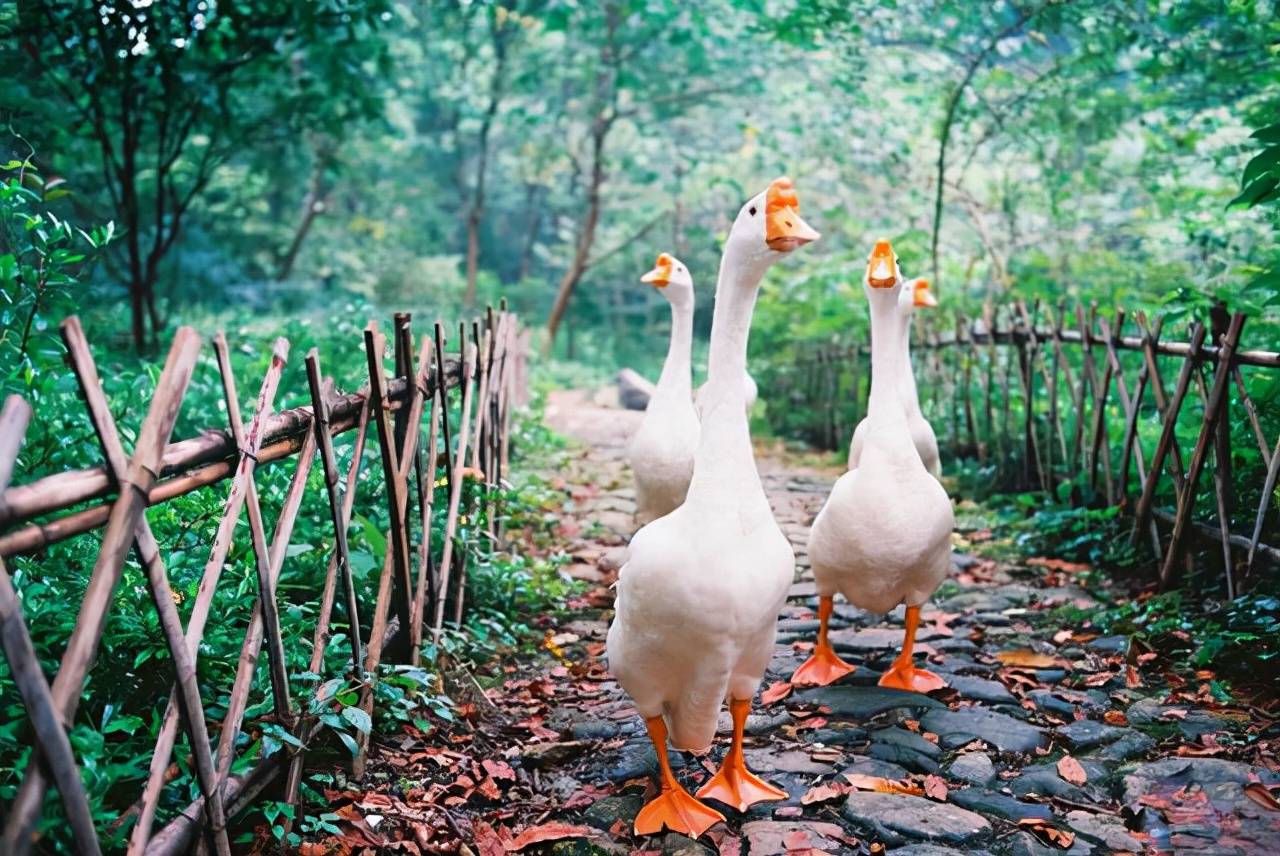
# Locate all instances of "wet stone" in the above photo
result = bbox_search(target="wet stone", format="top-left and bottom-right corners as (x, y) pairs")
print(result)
(1120, 757), (1280, 803)
(947, 752), (996, 787)
(919, 706), (1048, 753)
(744, 747), (832, 776)
(582, 795), (643, 830)
(1007, 831), (1096, 856)
(598, 739), (685, 781)
(1007, 766), (1088, 802)
(870, 726), (941, 758)
(841, 756), (912, 781)
(1058, 719), (1128, 750)
(893, 846), (994, 856)
(1089, 730), (1156, 763)
(947, 787), (1053, 822)
(944, 673), (1015, 705)
(932, 638), (980, 654)
(1125, 698), (1237, 740)
(738, 820), (854, 855)
(795, 685), (943, 720)
(1086, 635), (1130, 653)
(938, 591), (1013, 612)
(807, 724), (868, 746)
(1065, 809), (1143, 852)
(867, 741), (941, 775)
(571, 720), (623, 740)
(841, 792), (992, 847)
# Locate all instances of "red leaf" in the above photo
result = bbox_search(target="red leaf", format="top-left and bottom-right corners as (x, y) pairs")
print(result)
(801, 781), (851, 805)
(1243, 783), (1280, 812)
(923, 774), (949, 801)
(506, 823), (597, 851)
(761, 681), (794, 705)
(1057, 755), (1087, 786)
(472, 821), (508, 856)
(483, 759), (516, 781)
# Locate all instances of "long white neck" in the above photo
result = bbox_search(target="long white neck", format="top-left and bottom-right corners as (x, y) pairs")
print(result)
(685, 244), (770, 501)
(867, 287), (910, 421)
(899, 308), (922, 417)
(653, 295), (693, 400)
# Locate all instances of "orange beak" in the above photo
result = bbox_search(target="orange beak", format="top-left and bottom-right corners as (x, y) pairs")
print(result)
(765, 177), (820, 252)
(913, 278), (938, 308)
(866, 239), (898, 288)
(641, 252), (674, 288)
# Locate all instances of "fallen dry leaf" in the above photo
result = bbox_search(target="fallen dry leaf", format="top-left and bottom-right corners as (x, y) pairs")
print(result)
(1027, 556), (1091, 573)
(923, 774), (949, 801)
(506, 822), (597, 851)
(1018, 818), (1076, 849)
(1057, 755), (1087, 786)
(996, 649), (1060, 669)
(472, 821), (508, 856)
(844, 773), (925, 796)
(1103, 710), (1129, 726)
(1243, 783), (1280, 812)
(761, 681), (793, 705)
(801, 781), (852, 805)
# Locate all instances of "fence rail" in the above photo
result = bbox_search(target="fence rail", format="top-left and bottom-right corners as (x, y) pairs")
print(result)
(782, 301), (1279, 598)
(0, 307), (527, 854)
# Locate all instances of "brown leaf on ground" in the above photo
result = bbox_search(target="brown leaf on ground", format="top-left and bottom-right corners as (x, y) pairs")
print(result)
(1028, 556), (1091, 573)
(761, 681), (793, 704)
(801, 781), (852, 805)
(1018, 818), (1076, 848)
(1126, 665), (1144, 688)
(1057, 755), (1087, 786)
(482, 759), (516, 781)
(923, 774), (949, 801)
(1243, 783), (1280, 812)
(472, 821), (508, 856)
(1104, 710), (1129, 726)
(505, 822), (597, 851)
(996, 649), (1060, 668)
(844, 773), (924, 796)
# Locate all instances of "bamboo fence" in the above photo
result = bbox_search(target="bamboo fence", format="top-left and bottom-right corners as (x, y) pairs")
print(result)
(0, 307), (527, 855)
(783, 301), (1279, 598)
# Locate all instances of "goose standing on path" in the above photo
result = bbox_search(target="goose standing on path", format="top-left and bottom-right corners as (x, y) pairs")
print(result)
(607, 178), (819, 837)
(848, 277), (940, 477)
(793, 240), (954, 691)
(629, 253), (700, 526)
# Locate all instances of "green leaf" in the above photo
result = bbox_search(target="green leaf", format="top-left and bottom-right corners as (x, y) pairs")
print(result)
(341, 706), (372, 735)
(337, 731), (360, 758)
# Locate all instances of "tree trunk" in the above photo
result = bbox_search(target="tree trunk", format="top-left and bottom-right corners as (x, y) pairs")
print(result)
(463, 19), (508, 307)
(276, 159), (328, 281)
(544, 115), (609, 351)
(518, 183), (542, 281)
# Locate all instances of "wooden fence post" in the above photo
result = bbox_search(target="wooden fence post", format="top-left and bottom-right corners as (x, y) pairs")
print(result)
(0, 396), (102, 856)
(1158, 313), (1246, 592)
(7, 327), (202, 855)
(432, 335), (476, 638)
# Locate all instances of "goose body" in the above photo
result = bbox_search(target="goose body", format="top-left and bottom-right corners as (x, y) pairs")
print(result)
(848, 278), (940, 478)
(629, 254), (700, 525)
(608, 178), (819, 835)
(793, 242), (953, 691)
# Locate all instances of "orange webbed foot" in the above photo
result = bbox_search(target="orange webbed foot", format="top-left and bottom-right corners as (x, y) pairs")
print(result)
(696, 760), (788, 812)
(790, 645), (856, 686)
(877, 660), (946, 693)
(634, 785), (725, 838)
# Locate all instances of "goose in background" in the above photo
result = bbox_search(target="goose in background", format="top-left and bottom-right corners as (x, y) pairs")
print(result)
(607, 177), (819, 837)
(628, 253), (700, 525)
(793, 240), (954, 691)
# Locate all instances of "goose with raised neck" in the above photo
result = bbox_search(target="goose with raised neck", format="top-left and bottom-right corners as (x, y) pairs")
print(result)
(607, 177), (819, 837)
(793, 240), (954, 691)
(848, 276), (941, 477)
(628, 253), (700, 525)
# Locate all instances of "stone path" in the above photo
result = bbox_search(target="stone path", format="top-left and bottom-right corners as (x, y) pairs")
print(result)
(524, 389), (1279, 855)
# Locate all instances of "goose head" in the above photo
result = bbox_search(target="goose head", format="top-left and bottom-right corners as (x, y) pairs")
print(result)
(724, 176), (820, 269)
(641, 252), (694, 307)
(863, 238), (906, 306)
(912, 277), (938, 309)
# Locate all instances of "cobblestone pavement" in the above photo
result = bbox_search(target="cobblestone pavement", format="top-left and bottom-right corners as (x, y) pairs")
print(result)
(523, 388), (1280, 855)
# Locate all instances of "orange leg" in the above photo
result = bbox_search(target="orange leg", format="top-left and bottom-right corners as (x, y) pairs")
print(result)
(695, 698), (788, 812)
(790, 596), (856, 686)
(634, 716), (724, 838)
(878, 605), (946, 693)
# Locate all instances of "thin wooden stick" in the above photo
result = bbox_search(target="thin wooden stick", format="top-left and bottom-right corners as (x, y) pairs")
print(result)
(0, 396), (102, 856)
(454, 322), (489, 626)
(59, 321), (232, 856)
(1192, 348), (1238, 599)
(1246, 432), (1280, 583)
(128, 335), (285, 855)
(411, 373), (442, 664)
(433, 336), (476, 638)
(7, 327), (201, 854)
(1132, 322), (1206, 550)
(213, 334), (293, 721)
(1159, 313), (1246, 591)
(1232, 366), (1272, 468)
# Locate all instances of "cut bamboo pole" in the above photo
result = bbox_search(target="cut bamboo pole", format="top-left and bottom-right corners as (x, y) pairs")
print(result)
(128, 336), (286, 855)
(1159, 313), (1246, 591)
(411, 370), (443, 663)
(1133, 322), (1206, 550)
(1135, 313), (1186, 491)
(1246, 432), (1280, 583)
(0, 396), (102, 856)
(213, 334), (293, 722)
(59, 320), (232, 856)
(1191, 347), (1238, 599)
(1232, 366), (1272, 469)
(433, 337), (476, 638)
(454, 322), (489, 626)
(7, 327), (201, 854)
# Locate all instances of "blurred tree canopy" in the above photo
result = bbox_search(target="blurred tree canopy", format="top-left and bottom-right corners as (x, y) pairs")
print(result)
(0, 0), (1275, 362)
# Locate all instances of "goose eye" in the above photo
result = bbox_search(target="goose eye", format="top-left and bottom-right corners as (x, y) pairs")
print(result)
(748, 206), (757, 217)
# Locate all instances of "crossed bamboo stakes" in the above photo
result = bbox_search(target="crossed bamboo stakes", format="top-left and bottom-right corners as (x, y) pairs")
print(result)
(0, 309), (523, 854)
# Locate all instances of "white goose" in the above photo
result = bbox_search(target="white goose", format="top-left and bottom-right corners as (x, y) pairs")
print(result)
(629, 253), (700, 525)
(848, 277), (940, 477)
(794, 240), (954, 691)
(607, 178), (819, 837)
